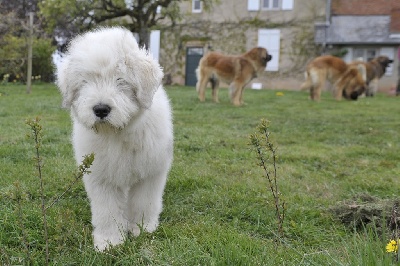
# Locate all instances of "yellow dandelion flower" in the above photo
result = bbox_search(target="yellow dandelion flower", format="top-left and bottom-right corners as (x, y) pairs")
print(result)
(276, 92), (284, 96)
(386, 239), (399, 253)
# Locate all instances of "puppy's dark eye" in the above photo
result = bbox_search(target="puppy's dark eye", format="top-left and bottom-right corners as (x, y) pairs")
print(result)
(116, 78), (130, 87)
(116, 78), (133, 92)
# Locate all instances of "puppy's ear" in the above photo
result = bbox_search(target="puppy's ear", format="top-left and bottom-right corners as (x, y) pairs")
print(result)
(56, 58), (77, 109)
(128, 49), (164, 109)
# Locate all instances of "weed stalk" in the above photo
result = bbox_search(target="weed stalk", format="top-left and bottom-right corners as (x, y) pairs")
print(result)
(249, 119), (285, 238)
(25, 117), (94, 264)
(26, 117), (49, 265)
(46, 153), (94, 210)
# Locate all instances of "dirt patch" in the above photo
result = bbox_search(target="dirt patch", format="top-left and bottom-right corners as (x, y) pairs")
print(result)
(330, 194), (400, 235)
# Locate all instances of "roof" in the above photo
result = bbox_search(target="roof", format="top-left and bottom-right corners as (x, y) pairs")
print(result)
(329, 0), (400, 33)
(315, 16), (400, 45)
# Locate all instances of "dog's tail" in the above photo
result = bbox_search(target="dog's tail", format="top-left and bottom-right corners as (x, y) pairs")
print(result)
(300, 70), (312, 91)
(195, 67), (199, 79)
(195, 67), (201, 92)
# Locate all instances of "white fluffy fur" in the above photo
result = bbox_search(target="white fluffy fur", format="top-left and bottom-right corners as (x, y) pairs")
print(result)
(56, 27), (173, 251)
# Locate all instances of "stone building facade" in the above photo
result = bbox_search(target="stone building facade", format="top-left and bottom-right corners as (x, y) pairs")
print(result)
(315, 0), (400, 91)
(155, 0), (325, 90)
(151, 0), (399, 91)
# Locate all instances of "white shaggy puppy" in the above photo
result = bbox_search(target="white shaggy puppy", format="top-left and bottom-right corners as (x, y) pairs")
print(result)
(56, 27), (173, 251)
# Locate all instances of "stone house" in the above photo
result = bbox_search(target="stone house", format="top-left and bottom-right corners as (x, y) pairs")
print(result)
(150, 0), (399, 91)
(150, 0), (326, 90)
(314, 0), (400, 91)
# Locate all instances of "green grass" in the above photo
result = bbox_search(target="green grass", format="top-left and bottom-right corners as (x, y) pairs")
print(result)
(0, 84), (399, 265)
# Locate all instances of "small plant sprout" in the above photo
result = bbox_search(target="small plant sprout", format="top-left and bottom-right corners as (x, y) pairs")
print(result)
(46, 153), (94, 210)
(26, 117), (49, 265)
(249, 119), (286, 239)
(25, 117), (94, 265)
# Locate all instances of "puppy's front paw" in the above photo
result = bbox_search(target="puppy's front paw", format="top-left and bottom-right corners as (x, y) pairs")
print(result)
(93, 233), (124, 252)
(129, 221), (158, 236)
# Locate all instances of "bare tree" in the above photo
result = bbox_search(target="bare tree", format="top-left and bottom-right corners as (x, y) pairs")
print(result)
(39, 0), (216, 48)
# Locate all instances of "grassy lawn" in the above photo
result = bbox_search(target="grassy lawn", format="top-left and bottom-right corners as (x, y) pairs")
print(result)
(0, 83), (399, 265)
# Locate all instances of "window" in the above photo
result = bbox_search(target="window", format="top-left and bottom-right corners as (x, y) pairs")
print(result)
(380, 47), (394, 76)
(192, 0), (202, 13)
(351, 47), (394, 76)
(262, 0), (279, 10)
(352, 48), (378, 62)
(352, 48), (364, 61)
(187, 47), (204, 55)
(149, 30), (160, 61)
(366, 49), (377, 62)
(248, 0), (260, 11)
(248, 0), (293, 11)
(258, 29), (280, 71)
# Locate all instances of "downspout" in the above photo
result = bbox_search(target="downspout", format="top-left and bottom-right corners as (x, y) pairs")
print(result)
(326, 0), (331, 25)
(323, 0), (331, 54)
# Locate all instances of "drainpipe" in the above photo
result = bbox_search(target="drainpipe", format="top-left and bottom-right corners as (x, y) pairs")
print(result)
(326, 0), (331, 25)
(322, 0), (331, 54)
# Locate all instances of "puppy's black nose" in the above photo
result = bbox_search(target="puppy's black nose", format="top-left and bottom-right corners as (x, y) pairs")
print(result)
(93, 104), (111, 119)
(267, 54), (272, 61)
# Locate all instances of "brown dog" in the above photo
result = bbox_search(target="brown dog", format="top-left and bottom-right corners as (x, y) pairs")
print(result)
(300, 55), (366, 101)
(349, 56), (393, 96)
(195, 47), (272, 106)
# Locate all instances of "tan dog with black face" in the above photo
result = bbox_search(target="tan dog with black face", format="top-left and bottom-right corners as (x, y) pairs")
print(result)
(196, 47), (272, 106)
(349, 56), (393, 96)
(300, 55), (366, 101)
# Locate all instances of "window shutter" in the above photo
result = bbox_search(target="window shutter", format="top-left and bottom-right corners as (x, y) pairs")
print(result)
(282, 0), (294, 10)
(258, 29), (280, 71)
(149, 30), (160, 62)
(248, 0), (260, 11)
(380, 47), (394, 76)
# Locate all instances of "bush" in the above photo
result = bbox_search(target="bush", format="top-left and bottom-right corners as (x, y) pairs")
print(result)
(0, 35), (56, 83)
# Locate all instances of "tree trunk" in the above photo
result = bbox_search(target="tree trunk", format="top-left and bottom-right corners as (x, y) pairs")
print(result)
(138, 27), (150, 49)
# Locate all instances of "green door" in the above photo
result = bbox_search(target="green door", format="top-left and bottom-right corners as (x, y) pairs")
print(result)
(185, 47), (204, 86)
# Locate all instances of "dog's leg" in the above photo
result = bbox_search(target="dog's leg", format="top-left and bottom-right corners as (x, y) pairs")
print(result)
(229, 82), (242, 106)
(239, 86), (245, 105)
(334, 75), (349, 100)
(239, 77), (253, 104)
(126, 174), (167, 236)
(196, 68), (210, 102)
(309, 69), (323, 101)
(309, 86), (315, 100)
(367, 78), (378, 96)
(229, 75), (248, 106)
(314, 83), (323, 101)
(84, 177), (128, 251)
(211, 76), (220, 103)
(333, 81), (345, 100)
(300, 70), (314, 100)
